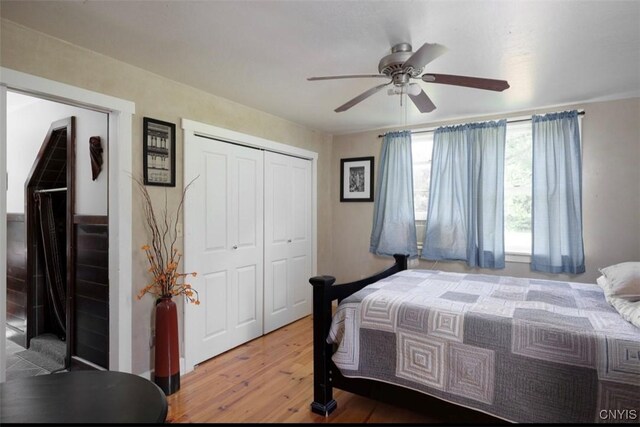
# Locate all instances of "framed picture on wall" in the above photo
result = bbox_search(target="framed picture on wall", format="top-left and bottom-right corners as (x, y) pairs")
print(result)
(340, 156), (374, 202)
(143, 117), (176, 187)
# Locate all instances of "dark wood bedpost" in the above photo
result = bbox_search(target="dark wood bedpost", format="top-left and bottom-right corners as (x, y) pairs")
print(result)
(309, 275), (338, 416)
(393, 253), (408, 271)
(308, 254), (408, 416)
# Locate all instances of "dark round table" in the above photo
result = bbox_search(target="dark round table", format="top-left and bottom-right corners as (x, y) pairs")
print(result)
(0, 370), (168, 423)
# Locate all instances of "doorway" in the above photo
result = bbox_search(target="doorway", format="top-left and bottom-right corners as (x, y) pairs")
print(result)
(5, 91), (109, 378)
(1, 68), (135, 382)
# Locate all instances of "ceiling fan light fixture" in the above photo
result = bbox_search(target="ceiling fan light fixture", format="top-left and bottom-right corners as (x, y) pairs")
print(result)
(387, 83), (421, 96)
(387, 86), (402, 96)
(407, 83), (422, 96)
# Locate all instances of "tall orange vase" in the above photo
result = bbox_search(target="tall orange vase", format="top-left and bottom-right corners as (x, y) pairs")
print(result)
(155, 297), (180, 395)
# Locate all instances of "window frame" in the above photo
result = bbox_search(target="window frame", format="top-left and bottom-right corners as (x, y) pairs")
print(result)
(503, 120), (533, 260)
(410, 114), (582, 263)
(410, 132), (434, 252)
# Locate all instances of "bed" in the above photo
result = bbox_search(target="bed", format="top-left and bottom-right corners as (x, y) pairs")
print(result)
(309, 255), (640, 423)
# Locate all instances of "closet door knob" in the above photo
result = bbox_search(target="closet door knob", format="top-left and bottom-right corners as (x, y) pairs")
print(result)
(287, 239), (292, 243)
(232, 245), (238, 250)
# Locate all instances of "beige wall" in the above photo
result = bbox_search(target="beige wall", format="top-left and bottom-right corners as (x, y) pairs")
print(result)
(3, 17), (639, 375)
(331, 97), (640, 284)
(1, 20), (333, 375)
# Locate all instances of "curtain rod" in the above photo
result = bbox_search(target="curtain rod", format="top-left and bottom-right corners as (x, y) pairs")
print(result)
(377, 110), (585, 138)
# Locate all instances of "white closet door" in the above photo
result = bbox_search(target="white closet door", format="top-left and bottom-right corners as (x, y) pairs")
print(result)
(264, 152), (312, 333)
(185, 136), (263, 366)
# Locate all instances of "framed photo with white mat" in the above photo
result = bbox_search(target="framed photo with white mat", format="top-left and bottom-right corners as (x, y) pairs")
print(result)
(340, 156), (374, 202)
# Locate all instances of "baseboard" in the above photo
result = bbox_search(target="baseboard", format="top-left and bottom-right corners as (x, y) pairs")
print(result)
(71, 356), (107, 371)
(139, 357), (186, 381)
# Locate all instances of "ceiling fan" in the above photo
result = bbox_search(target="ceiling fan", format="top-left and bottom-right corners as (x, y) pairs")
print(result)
(308, 42), (509, 113)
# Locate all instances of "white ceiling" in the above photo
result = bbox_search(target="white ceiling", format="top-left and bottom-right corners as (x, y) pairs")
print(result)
(2, 1), (639, 134)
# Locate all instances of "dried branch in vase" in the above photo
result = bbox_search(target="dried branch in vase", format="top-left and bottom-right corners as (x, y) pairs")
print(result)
(133, 175), (200, 304)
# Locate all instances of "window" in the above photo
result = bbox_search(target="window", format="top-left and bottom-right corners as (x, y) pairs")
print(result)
(411, 122), (533, 255)
(411, 133), (434, 249)
(504, 122), (533, 254)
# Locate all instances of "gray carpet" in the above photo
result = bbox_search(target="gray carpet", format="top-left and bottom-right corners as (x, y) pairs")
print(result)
(28, 334), (66, 366)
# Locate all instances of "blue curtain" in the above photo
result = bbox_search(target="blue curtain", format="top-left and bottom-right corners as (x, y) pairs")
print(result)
(421, 120), (506, 268)
(531, 110), (585, 274)
(370, 131), (418, 257)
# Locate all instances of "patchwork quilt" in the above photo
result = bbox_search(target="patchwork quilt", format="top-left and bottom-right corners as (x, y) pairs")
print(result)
(328, 269), (640, 423)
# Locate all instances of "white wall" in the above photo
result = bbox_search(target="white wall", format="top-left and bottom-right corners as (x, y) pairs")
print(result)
(7, 91), (108, 215)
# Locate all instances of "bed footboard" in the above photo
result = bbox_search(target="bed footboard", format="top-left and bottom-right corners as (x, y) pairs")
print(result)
(308, 254), (408, 416)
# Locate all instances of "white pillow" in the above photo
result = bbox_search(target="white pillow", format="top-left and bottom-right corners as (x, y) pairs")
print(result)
(596, 275), (610, 292)
(607, 295), (640, 329)
(598, 262), (640, 302)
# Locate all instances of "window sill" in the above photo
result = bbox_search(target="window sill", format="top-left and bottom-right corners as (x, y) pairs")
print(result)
(414, 249), (530, 264)
(505, 253), (531, 264)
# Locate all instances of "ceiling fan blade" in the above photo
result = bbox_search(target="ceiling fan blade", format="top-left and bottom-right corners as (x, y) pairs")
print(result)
(307, 74), (388, 81)
(403, 43), (447, 71)
(408, 88), (436, 113)
(422, 73), (510, 91)
(335, 82), (391, 112)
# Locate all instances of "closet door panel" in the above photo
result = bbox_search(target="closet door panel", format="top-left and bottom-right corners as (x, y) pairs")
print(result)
(270, 162), (290, 243)
(204, 153), (228, 251)
(263, 152), (291, 333)
(270, 259), (288, 314)
(290, 255), (309, 307)
(288, 156), (313, 319)
(236, 265), (258, 327)
(203, 271), (227, 338)
(236, 156), (260, 248)
(291, 163), (309, 242)
(192, 142), (234, 361)
(264, 152), (312, 333)
(185, 137), (263, 365)
(227, 143), (263, 351)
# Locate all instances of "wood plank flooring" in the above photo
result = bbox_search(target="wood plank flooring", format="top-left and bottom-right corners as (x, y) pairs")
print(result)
(166, 315), (480, 423)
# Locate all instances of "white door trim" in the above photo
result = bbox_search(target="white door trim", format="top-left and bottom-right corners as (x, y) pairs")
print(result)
(0, 67), (135, 377)
(182, 119), (319, 162)
(181, 119), (318, 373)
(0, 85), (7, 382)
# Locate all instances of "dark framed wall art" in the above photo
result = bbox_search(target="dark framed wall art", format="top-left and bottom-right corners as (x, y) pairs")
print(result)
(340, 156), (374, 202)
(143, 117), (176, 187)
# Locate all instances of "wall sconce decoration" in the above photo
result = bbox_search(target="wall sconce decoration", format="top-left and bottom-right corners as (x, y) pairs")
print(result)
(89, 136), (103, 181)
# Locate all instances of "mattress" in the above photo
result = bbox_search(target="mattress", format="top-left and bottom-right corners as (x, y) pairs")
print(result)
(328, 269), (640, 423)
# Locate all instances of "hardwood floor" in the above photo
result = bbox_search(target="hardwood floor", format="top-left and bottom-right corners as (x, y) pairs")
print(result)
(166, 315), (483, 423)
